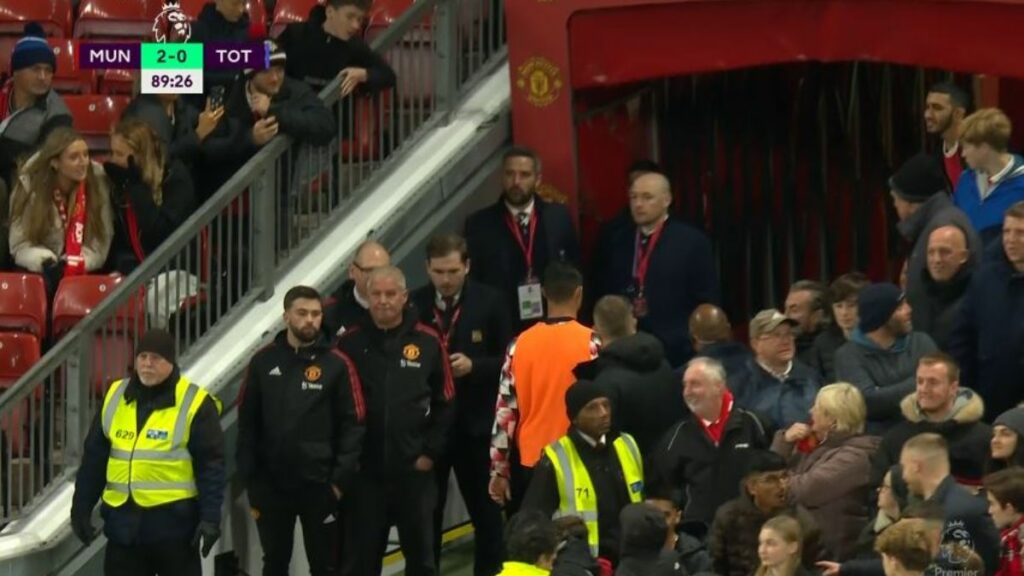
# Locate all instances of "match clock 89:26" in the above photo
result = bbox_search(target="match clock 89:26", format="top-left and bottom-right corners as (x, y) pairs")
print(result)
(141, 69), (204, 94)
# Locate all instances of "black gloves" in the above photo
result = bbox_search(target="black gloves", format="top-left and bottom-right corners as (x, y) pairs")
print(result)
(191, 520), (221, 557)
(70, 508), (96, 545)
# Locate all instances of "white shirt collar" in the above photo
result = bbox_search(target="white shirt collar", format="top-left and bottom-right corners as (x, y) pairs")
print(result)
(988, 157), (1015, 186)
(757, 359), (793, 380)
(577, 431), (607, 448)
(505, 197), (535, 219)
(943, 140), (960, 158)
(352, 284), (369, 309)
(434, 290), (462, 310)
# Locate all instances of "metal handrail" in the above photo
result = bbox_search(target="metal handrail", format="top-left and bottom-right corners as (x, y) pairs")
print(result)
(0, 0), (506, 524)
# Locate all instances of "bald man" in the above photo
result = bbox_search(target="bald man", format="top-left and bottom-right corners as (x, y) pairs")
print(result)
(909, 225), (974, 349)
(594, 172), (719, 367)
(323, 240), (391, 337)
(687, 304), (751, 380)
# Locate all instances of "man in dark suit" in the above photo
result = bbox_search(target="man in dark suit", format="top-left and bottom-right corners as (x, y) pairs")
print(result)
(411, 233), (513, 576)
(464, 146), (580, 330)
(593, 171), (720, 367)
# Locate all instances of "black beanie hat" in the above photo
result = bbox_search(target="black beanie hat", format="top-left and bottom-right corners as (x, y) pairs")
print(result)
(137, 330), (177, 364)
(565, 379), (609, 420)
(995, 407), (1024, 438)
(12, 23), (56, 74)
(741, 449), (787, 480)
(889, 153), (949, 203)
(857, 283), (905, 333)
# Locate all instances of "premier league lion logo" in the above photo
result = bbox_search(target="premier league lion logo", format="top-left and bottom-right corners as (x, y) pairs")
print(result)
(152, 0), (192, 43)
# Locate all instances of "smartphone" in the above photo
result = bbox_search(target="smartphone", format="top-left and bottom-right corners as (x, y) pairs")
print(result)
(209, 85), (226, 110)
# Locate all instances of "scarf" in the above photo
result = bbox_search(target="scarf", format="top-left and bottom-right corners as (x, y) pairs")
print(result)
(124, 199), (146, 263)
(998, 517), (1024, 576)
(54, 181), (88, 276)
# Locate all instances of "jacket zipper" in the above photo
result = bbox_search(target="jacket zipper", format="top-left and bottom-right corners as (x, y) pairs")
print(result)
(128, 414), (144, 497)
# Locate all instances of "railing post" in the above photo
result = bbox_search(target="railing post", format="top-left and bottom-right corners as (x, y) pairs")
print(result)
(251, 163), (278, 303)
(64, 339), (93, 465)
(434, 0), (460, 121)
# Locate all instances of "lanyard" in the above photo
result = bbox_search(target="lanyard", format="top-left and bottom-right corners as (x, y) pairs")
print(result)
(632, 221), (665, 293)
(433, 305), (462, 349)
(505, 210), (538, 277)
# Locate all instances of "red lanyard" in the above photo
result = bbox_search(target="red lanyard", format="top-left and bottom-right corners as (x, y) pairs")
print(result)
(433, 305), (462, 348)
(633, 221), (665, 293)
(505, 210), (537, 277)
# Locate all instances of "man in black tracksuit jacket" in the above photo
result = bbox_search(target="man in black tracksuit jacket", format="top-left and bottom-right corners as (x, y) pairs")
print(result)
(411, 233), (513, 576)
(336, 266), (455, 576)
(236, 286), (366, 576)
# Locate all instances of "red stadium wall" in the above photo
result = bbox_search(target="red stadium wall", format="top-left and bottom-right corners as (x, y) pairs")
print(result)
(506, 0), (1024, 219)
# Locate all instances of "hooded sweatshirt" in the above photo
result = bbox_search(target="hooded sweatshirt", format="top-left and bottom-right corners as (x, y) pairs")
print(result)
(834, 329), (939, 432)
(954, 154), (1024, 247)
(872, 389), (991, 487)
(616, 504), (684, 576)
(573, 332), (684, 452)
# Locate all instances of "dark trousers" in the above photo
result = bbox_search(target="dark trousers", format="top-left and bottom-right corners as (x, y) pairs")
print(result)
(104, 539), (200, 576)
(433, 433), (504, 576)
(508, 456), (534, 516)
(254, 483), (339, 576)
(344, 470), (437, 576)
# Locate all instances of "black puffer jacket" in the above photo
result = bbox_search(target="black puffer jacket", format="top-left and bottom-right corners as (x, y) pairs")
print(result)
(574, 332), (685, 452)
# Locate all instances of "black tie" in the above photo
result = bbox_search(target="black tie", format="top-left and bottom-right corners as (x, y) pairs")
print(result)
(441, 297), (456, 331)
(639, 232), (652, 256)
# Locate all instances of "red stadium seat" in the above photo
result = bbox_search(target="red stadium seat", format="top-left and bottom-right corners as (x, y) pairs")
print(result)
(74, 0), (162, 39)
(52, 275), (145, 339)
(0, 37), (17, 77)
(271, 0), (322, 38)
(96, 69), (136, 95)
(176, 0), (267, 30)
(0, 274), (48, 338)
(91, 335), (134, 395)
(0, 333), (42, 457)
(63, 95), (131, 153)
(0, 0), (73, 38)
(0, 333), (41, 382)
(48, 39), (94, 94)
(340, 95), (378, 161)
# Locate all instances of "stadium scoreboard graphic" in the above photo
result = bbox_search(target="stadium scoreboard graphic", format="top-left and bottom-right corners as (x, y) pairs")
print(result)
(78, 42), (270, 95)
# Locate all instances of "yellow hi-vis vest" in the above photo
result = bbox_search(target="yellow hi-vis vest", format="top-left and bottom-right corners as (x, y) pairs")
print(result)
(543, 433), (644, 557)
(100, 376), (216, 508)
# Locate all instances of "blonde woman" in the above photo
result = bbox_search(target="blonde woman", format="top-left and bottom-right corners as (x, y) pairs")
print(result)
(104, 117), (195, 274)
(756, 515), (817, 576)
(9, 127), (113, 290)
(773, 383), (881, 561)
